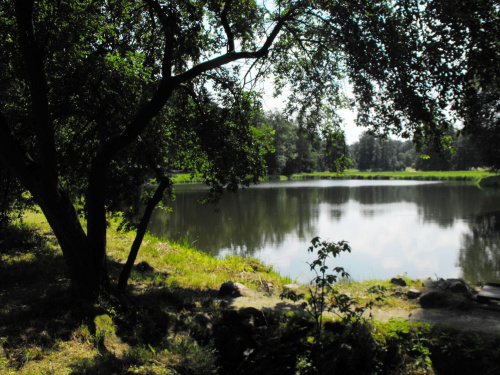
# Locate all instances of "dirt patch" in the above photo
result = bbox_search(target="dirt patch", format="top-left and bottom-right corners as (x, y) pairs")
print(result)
(229, 290), (500, 335)
(410, 304), (500, 334)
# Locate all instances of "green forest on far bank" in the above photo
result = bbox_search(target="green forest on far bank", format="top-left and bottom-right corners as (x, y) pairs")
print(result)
(2, 0), (500, 373)
(256, 111), (498, 176)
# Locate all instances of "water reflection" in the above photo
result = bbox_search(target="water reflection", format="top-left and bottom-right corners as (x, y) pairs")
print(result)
(147, 181), (500, 283)
(459, 211), (500, 284)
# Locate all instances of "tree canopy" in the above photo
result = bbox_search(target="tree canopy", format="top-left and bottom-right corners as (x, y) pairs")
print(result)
(0, 0), (498, 298)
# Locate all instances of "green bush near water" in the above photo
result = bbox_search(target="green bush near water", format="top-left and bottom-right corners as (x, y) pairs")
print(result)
(479, 175), (500, 188)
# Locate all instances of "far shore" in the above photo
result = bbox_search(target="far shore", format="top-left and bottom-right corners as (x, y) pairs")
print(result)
(172, 169), (498, 185)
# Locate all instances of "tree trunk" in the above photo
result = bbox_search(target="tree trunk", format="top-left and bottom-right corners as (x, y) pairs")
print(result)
(118, 179), (171, 292)
(34, 183), (109, 299)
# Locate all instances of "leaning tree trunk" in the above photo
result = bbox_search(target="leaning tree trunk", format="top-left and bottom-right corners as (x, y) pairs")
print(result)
(118, 178), (171, 292)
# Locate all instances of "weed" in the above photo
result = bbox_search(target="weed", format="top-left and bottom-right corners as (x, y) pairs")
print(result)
(281, 237), (386, 339)
(166, 333), (219, 374)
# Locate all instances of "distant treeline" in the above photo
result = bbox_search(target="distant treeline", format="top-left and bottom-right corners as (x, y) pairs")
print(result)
(258, 111), (489, 174)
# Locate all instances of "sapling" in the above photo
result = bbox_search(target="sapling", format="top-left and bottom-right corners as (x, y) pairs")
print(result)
(281, 237), (386, 341)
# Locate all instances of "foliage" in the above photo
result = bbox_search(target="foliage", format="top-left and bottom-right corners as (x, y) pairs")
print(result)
(349, 131), (488, 172)
(3, 218), (500, 375)
(0, 167), (34, 228)
(254, 111), (351, 176)
(1, 0), (499, 298)
(281, 237), (386, 342)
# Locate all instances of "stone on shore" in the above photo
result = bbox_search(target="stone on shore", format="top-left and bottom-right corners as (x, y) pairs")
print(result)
(390, 277), (407, 287)
(219, 281), (251, 297)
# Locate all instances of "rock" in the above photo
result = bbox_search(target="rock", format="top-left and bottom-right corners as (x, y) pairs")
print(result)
(135, 261), (154, 273)
(422, 278), (443, 288)
(444, 278), (474, 295)
(419, 290), (450, 308)
(219, 281), (250, 297)
(390, 277), (407, 287)
(419, 289), (474, 309)
(407, 288), (422, 299)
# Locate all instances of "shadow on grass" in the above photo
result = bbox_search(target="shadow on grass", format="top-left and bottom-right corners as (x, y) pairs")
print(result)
(0, 223), (224, 373)
(4, 224), (500, 375)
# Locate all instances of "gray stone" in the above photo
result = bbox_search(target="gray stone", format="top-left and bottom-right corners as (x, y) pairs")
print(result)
(407, 288), (422, 299)
(444, 279), (473, 295)
(419, 289), (474, 309)
(422, 278), (443, 288)
(419, 290), (450, 308)
(219, 281), (250, 297)
(390, 277), (407, 287)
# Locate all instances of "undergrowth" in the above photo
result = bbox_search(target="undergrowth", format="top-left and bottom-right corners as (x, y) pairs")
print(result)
(1, 216), (500, 374)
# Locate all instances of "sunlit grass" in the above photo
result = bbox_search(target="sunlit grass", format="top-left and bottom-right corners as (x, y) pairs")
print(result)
(16, 212), (291, 292)
(336, 278), (421, 310)
(290, 169), (496, 182)
(171, 170), (498, 186)
(3, 210), (499, 374)
(1, 212), (291, 374)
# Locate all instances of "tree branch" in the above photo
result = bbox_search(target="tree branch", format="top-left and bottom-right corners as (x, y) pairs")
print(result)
(173, 6), (299, 86)
(221, 0), (235, 53)
(100, 3), (300, 166)
(144, 0), (174, 77)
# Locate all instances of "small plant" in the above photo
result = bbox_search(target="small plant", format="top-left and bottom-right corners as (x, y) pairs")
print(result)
(281, 237), (386, 340)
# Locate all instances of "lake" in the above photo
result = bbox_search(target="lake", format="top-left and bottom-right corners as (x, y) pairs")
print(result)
(147, 180), (500, 284)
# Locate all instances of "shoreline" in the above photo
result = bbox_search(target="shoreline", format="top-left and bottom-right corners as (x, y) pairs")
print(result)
(2, 213), (500, 374)
(172, 169), (497, 185)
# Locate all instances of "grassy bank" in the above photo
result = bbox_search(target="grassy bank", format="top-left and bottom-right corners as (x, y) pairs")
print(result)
(1, 214), (500, 374)
(172, 170), (497, 185)
(289, 169), (496, 183)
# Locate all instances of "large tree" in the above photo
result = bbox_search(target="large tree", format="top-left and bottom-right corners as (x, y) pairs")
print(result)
(1, 0), (497, 299)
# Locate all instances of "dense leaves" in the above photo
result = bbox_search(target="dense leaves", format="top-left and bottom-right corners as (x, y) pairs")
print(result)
(0, 0), (498, 297)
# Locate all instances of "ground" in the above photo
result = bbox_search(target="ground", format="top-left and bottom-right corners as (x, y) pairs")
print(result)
(229, 285), (500, 336)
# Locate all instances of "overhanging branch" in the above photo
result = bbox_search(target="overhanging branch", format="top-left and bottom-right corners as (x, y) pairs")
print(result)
(100, 2), (301, 166)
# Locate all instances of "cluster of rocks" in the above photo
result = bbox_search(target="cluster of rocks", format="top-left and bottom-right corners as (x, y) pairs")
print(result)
(418, 278), (478, 309)
(390, 277), (479, 309)
(220, 277), (480, 311)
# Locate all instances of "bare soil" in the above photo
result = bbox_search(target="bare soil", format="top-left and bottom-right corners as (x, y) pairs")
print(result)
(229, 289), (500, 335)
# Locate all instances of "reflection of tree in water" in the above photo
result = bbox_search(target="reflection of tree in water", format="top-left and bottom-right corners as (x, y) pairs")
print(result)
(414, 184), (500, 228)
(148, 183), (500, 263)
(459, 211), (500, 284)
(147, 186), (347, 256)
(351, 183), (500, 228)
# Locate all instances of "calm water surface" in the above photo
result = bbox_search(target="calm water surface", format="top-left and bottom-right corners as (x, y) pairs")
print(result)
(148, 180), (500, 284)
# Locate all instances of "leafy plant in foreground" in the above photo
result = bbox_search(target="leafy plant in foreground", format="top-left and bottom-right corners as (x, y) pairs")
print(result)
(281, 237), (386, 340)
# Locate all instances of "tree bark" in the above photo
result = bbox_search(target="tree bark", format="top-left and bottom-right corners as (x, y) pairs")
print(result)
(2, 0), (300, 300)
(37, 189), (108, 299)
